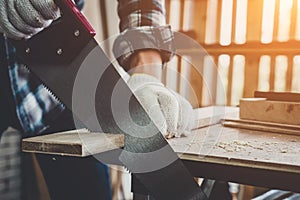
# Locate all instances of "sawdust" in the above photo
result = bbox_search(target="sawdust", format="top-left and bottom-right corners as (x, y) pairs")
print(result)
(216, 140), (264, 152)
(216, 140), (292, 154)
(280, 148), (288, 153)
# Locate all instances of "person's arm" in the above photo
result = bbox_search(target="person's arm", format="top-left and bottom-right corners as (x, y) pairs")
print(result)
(0, 0), (60, 39)
(129, 50), (162, 79)
(114, 1), (195, 138)
(113, 0), (175, 79)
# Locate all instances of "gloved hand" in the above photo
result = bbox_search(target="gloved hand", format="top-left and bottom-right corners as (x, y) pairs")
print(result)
(126, 73), (195, 138)
(0, 0), (60, 39)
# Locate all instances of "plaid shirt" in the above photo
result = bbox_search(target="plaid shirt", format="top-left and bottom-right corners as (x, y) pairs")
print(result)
(0, 0), (174, 137)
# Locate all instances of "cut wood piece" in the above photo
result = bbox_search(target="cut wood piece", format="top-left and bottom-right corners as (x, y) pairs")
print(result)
(254, 91), (300, 102)
(22, 107), (239, 157)
(240, 98), (300, 126)
(222, 118), (300, 136)
(22, 129), (124, 157)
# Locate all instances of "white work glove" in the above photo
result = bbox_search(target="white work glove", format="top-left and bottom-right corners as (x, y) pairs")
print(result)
(0, 0), (60, 39)
(125, 73), (195, 138)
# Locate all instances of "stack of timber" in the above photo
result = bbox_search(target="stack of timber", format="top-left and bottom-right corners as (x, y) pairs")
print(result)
(223, 91), (300, 136)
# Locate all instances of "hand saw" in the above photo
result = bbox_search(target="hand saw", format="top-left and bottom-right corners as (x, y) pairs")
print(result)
(9, 1), (207, 199)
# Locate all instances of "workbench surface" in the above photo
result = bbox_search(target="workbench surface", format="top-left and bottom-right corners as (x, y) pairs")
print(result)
(169, 124), (300, 174)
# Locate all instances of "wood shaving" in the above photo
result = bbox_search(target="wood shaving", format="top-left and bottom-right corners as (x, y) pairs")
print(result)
(280, 148), (288, 153)
(216, 140), (264, 152)
(216, 140), (296, 154)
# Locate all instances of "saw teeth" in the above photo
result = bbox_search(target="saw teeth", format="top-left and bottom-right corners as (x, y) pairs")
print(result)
(23, 65), (92, 133)
(124, 167), (131, 173)
(23, 65), (63, 104)
(42, 83), (63, 104)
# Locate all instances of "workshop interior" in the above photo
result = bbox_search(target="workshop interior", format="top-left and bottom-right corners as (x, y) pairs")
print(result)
(1, 0), (300, 199)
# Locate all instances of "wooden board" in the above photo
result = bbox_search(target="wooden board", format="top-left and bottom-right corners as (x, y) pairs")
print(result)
(254, 91), (300, 102)
(22, 107), (239, 157)
(240, 98), (300, 125)
(22, 129), (124, 157)
(222, 118), (300, 136)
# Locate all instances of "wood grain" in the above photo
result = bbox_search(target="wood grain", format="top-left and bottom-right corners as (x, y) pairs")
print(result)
(240, 98), (300, 125)
(168, 124), (300, 174)
(222, 118), (300, 136)
(22, 129), (124, 157)
(254, 91), (300, 102)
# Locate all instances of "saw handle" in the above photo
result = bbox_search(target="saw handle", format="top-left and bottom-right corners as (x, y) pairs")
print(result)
(54, 0), (95, 36)
(10, 0), (96, 65)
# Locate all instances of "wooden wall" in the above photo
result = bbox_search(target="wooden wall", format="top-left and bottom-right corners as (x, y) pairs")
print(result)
(165, 0), (300, 107)
(83, 0), (300, 108)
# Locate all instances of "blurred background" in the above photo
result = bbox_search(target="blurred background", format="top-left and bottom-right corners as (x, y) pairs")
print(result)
(84, 0), (300, 108)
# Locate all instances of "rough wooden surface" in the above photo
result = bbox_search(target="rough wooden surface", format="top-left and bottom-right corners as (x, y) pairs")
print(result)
(22, 129), (124, 157)
(254, 91), (300, 102)
(222, 118), (300, 136)
(240, 98), (300, 125)
(168, 124), (300, 174)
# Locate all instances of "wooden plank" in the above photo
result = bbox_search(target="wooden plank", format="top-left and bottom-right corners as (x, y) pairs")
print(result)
(270, 55), (276, 91)
(178, 41), (300, 55)
(243, 56), (260, 98)
(273, 0), (280, 41)
(22, 107), (238, 157)
(240, 98), (300, 125)
(227, 56), (233, 105)
(22, 129), (124, 157)
(201, 56), (218, 106)
(165, 0), (171, 24)
(254, 91), (300, 102)
(231, 0), (237, 43)
(290, 0), (298, 40)
(246, 0), (264, 41)
(176, 56), (183, 93)
(286, 55), (294, 91)
(222, 118), (300, 136)
(193, 0), (208, 43)
(215, 0), (222, 43)
(189, 55), (205, 107)
(179, 0), (185, 29)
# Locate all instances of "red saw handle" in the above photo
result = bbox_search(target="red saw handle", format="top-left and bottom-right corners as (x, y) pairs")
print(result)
(55, 0), (95, 36)
(10, 0), (96, 65)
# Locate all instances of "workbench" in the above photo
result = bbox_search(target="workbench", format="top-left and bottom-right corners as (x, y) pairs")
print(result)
(22, 106), (300, 197)
(170, 124), (300, 193)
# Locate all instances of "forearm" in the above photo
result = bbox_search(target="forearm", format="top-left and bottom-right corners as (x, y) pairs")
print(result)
(114, 0), (174, 72)
(128, 50), (163, 79)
